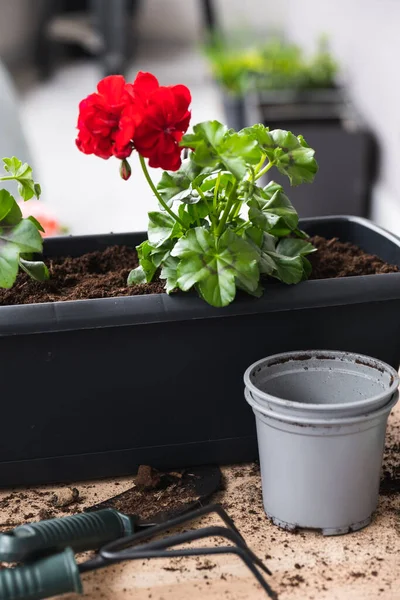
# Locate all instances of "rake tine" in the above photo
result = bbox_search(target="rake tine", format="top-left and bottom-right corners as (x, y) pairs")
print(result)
(102, 504), (243, 553)
(101, 524), (271, 577)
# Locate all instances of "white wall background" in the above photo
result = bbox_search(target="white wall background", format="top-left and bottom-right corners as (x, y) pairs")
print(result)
(138, 0), (288, 43)
(284, 0), (400, 231)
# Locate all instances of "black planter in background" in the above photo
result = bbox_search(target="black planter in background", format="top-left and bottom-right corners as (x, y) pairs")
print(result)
(222, 88), (378, 219)
(222, 93), (248, 132)
(0, 217), (399, 487)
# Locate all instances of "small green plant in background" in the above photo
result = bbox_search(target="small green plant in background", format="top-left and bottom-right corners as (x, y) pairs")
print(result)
(129, 122), (318, 307)
(204, 35), (338, 96)
(0, 158), (48, 288)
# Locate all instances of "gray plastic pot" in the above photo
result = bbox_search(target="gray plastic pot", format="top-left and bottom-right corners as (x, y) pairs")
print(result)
(244, 351), (399, 535)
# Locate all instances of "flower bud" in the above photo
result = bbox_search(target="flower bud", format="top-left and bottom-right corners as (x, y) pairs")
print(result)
(119, 158), (132, 181)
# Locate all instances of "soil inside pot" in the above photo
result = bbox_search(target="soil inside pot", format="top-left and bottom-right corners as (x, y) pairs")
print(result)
(0, 235), (398, 306)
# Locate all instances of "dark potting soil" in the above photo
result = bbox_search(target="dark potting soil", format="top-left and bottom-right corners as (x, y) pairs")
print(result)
(307, 235), (398, 279)
(90, 466), (201, 521)
(0, 235), (398, 306)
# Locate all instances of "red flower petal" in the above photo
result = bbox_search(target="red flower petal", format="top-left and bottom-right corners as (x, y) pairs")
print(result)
(97, 75), (127, 105)
(127, 72), (160, 108)
(170, 84), (192, 116)
(133, 71), (159, 94)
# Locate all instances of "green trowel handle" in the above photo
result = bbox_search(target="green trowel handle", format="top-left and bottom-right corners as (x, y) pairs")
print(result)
(0, 509), (135, 562)
(0, 548), (82, 600)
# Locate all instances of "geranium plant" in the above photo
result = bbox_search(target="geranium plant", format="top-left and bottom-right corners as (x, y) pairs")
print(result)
(76, 72), (318, 307)
(0, 158), (48, 288)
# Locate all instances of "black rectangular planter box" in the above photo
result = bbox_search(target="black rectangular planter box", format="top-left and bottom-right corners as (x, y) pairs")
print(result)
(223, 88), (345, 131)
(1, 216), (400, 487)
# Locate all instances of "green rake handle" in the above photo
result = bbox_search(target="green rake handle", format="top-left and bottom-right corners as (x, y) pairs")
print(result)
(0, 509), (134, 562)
(0, 548), (82, 600)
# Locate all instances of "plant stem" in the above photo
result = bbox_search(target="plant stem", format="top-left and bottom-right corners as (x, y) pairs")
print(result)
(229, 200), (242, 221)
(216, 181), (238, 237)
(254, 153), (266, 175)
(234, 221), (249, 234)
(255, 161), (275, 181)
(139, 155), (185, 227)
(192, 204), (201, 227)
(213, 173), (221, 212)
(194, 185), (216, 232)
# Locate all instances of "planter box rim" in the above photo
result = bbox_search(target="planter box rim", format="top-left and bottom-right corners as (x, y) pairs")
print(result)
(1, 216), (399, 338)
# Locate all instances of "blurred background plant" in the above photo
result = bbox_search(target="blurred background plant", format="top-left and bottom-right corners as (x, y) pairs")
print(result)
(204, 34), (338, 96)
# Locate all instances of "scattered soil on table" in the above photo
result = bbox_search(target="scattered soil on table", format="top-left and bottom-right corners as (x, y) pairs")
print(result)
(90, 467), (202, 521)
(0, 235), (398, 306)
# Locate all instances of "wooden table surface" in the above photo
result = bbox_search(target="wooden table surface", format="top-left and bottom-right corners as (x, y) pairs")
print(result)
(1, 404), (399, 600)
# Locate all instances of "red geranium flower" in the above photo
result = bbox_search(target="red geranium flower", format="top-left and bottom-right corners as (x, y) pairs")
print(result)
(76, 71), (191, 172)
(129, 73), (191, 171)
(76, 75), (141, 160)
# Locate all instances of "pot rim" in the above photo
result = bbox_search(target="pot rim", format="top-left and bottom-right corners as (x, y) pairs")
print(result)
(244, 350), (400, 414)
(245, 387), (399, 427)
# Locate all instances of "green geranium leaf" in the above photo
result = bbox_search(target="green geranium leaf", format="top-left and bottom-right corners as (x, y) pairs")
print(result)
(127, 266), (147, 285)
(275, 237), (316, 281)
(219, 131), (260, 178)
(2, 157), (39, 201)
(248, 183), (298, 235)
(182, 121), (227, 169)
(269, 130), (318, 186)
(0, 219), (43, 254)
(257, 235), (315, 282)
(27, 215), (46, 233)
(276, 237), (316, 257)
(199, 171), (235, 194)
(182, 121), (260, 180)
(19, 258), (49, 282)
(263, 181), (284, 199)
(183, 121), (227, 153)
(135, 240), (158, 282)
(259, 232), (278, 275)
(171, 227), (259, 307)
(0, 219), (44, 288)
(268, 252), (304, 284)
(293, 227), (309, 239)
(0, 157), (47, 288)
(243, 225), (264, 248)
(160, 255), (179, 293)
(302, 256), (313, 279)
(2, 198), (22, 226)
(157, 158), (209, 205)
(0, 189), (16, 221)
(186, 201), (210, 222)
(172, 188), (201, 204)
(0, 245), (19, 288)
(157, 172), (186, 205)
(240, 124), (276, 160)
(148, 212), (177, 248)
(237, 280), (264, 298)
(240, 126), (318, 186)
